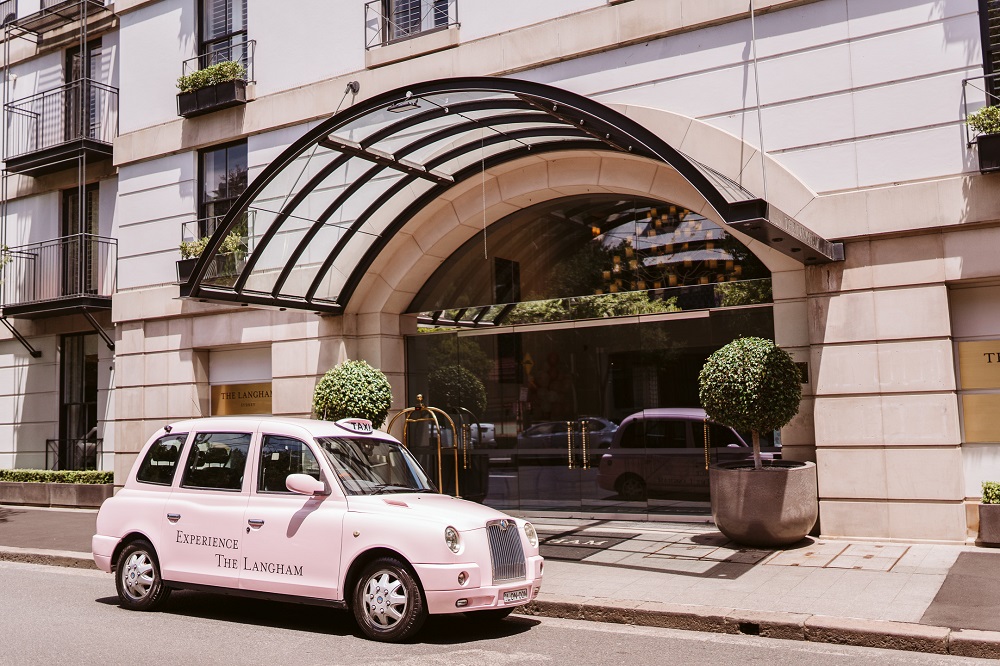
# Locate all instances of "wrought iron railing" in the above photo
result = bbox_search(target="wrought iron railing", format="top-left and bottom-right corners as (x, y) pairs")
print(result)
(0, 0), (16, 25)
(0, 234), (117, 308)
(365, 0), (457, 49)
(181, 39), (256, 82)
(4, 78), (118, 161)
(45, 438), (104, 471)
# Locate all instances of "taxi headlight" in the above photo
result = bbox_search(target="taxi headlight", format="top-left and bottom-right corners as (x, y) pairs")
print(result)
(523, 521), (538, 548)
(445, 526), (461, 553)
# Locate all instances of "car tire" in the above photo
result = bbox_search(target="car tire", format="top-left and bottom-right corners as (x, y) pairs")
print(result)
(618, 474), (647, 501)
(353, 556), (427, 642)
(115, 539), (171, 611)
(464, 607), (514, 623)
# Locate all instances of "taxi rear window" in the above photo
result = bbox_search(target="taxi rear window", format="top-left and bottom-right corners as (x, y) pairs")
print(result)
(136, 434), (187, 486)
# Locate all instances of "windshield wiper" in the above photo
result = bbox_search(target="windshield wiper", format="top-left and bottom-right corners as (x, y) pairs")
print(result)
(370, 484), (414, 495)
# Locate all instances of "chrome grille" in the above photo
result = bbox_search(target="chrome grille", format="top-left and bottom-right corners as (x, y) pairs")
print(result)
(486, 519), (526, 583)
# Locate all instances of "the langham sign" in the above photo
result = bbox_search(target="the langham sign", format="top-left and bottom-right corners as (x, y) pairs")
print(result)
(210, 382), (273, 416)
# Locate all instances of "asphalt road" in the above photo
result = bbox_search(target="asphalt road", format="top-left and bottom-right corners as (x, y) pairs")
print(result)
(1, 561), (992, 666)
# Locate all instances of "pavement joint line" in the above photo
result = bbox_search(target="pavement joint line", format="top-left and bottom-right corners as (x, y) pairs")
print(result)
(6, 545), (1000, 658)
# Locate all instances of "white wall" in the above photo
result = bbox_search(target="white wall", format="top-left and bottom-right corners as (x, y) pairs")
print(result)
(0, 337), (59, 470)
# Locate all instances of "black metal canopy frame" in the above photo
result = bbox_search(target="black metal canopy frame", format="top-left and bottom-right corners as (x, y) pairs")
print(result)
(180, 77), (843, 314)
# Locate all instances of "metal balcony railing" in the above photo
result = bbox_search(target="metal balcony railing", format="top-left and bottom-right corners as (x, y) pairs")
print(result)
(365, 0), (457, 49)
(0, 0), (16, 26)
(1, 234), (117, 310)
(181, 39), (256, 82)
(181, 210), (256, 246)
(45, 438), (104, 471)
(4, 78), (118, 163)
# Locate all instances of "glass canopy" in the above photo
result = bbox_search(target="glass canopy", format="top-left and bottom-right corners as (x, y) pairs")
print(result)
(180, 77), (842, 314)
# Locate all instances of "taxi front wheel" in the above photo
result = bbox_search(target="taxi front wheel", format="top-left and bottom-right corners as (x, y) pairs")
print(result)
(115, 539), (171, 611)
(352, 557), (426, 642)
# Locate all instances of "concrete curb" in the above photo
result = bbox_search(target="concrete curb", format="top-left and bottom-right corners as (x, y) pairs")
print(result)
(0, 546), (97, 570)
(518, 598), (1000, 658)
(6, 550), (1000, 658)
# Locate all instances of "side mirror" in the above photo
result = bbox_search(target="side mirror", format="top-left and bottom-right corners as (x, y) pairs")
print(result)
(286, 473), (327, 496)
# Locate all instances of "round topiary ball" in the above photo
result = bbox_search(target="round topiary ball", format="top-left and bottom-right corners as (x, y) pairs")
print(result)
(313, 359), (393, 428)
(428, 365), (487, 417)
(698, 336), (801, 435)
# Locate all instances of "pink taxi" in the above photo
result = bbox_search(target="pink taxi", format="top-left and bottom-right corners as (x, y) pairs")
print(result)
(92, 416), (543, 642)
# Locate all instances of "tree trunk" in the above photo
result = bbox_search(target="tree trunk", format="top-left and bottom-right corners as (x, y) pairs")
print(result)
(752, 429), (762, 471)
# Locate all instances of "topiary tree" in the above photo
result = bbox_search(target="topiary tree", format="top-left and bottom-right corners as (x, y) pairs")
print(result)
(698, 337), (801, 470)
(313, 359), (393, 428)
(428, 364), (487, 418)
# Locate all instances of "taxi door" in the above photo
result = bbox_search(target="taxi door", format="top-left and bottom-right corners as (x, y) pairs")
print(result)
(239, 432), (346, 601)
(159, 429), (254, 587)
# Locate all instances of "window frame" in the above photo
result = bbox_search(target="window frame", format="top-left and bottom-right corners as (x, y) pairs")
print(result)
(198, 0), (248, 67)
(255, 433), (324, 496)
(179, 430), (254, 493)
(135, 433), (190, 487)
(198, 139), (248, 238)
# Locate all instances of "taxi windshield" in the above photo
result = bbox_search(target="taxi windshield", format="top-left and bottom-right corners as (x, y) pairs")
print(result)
(314, 437), (435, 496)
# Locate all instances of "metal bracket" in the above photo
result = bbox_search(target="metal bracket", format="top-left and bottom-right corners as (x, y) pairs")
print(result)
(0, 317), (42, 358)
(81, 308), (115, 350)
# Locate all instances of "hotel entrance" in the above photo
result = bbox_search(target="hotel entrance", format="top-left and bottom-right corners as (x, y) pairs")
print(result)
(404, 195), (775, 518)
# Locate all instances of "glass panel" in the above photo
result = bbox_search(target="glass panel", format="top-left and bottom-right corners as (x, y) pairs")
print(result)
(137, 434), (188, 486)
(181, 432), (252, 491)
(257, 435), (321, 493)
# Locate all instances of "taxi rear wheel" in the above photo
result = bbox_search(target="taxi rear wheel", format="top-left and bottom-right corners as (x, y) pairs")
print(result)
(353, 557), (426, 642)
(115, 539), (171, 611)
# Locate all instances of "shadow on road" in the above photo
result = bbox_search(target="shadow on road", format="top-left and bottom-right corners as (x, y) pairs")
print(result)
(95, 590), (540, 643)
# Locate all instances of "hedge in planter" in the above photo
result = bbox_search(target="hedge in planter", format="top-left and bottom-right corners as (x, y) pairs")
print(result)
(313, 359), (393, 428)
(0, 469), (113, 484)
(968, 104), (1000, 173)
(699, 336), (801, 469)
(980, 480), (1000, 546)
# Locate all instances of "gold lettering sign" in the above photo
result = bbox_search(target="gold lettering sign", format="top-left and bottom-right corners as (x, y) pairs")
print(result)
(211, 382), (273, 416)
(958, 341), (1000, 390)
(963, 394), (1000, 443)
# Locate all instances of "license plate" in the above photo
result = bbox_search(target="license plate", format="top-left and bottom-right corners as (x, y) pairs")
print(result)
(503, 588), (528, 604)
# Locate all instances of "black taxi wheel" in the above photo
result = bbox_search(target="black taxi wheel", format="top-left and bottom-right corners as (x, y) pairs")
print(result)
(353, 557), (426, 642)
(464, 607), (514, 623)
(115, 539), (171, 611)
(618, 474), (647, 501)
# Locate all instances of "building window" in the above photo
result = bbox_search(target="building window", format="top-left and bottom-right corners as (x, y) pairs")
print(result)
(59, 333), (99, 470)
(200, 0), (248, 68)
(980, 0), (1000, 100)
(199, 141), (248, 238)
(384, 0), (449, 41)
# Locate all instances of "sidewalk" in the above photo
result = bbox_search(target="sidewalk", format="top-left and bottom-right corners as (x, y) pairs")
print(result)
(3, 504), (1000, 658)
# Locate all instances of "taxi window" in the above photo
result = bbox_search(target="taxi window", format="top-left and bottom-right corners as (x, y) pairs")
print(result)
(181, 432), (252, 491)
(257, 435), (321, 493)
(136, 433), (187, 486)
(646, 420), (688, 449)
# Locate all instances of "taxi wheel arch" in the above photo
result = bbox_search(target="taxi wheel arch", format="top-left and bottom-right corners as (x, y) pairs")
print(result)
(348, 550), (427, 642)
(115, 538), (172, 611)
(110, 532), (156, 573)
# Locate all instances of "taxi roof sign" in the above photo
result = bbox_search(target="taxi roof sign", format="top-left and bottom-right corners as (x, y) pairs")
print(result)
(336, 418), (374, 434)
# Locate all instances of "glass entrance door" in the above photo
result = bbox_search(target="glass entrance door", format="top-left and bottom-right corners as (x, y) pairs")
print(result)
(59, 333), (99, 470)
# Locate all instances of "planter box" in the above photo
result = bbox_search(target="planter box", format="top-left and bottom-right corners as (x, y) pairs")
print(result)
(977, 133), (1000, 173)
(177, 79), (247, 118)
(176, 257), (198, 283)
(979, 503), (1000, 546)
(0, 481), (113, 508)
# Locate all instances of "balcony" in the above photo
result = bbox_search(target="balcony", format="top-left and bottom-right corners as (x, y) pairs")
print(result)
(177, 40), (255, 118)
(364, 0), (458, 49)
(0, 234), (116, 318)
(6, 0), (111, 37)
(4, 78), (118, 177)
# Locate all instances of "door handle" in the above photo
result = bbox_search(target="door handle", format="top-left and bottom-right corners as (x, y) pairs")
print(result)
(248, 519), (265, 527)
(166, 513), (181, 522)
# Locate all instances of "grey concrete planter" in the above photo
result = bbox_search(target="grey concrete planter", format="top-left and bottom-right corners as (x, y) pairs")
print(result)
(0, 482), (113, 508)
(978, 503), (1000, 546)
(709, 460), (818, 548)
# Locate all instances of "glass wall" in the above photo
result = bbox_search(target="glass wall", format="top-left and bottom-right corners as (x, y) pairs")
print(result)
(404, 195), (776, 517)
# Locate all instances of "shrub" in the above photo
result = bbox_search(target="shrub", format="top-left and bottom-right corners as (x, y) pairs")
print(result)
(983, 481), (1000, 505)
(428, 365), (487, 418)
(698, 336), (801, 470)
(179, 231), (244, 259)
(177, 60), (247, 94)
(0, 469), (113, 484)
(968, 104), (1000, 136)
(313, 359), (393, 428)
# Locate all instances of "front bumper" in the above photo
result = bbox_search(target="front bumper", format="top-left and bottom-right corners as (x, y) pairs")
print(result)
(418, 555), (543, 614)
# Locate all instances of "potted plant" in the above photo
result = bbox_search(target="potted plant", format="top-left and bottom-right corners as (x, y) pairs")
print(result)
(177, 60), (248, 118)
(0, 469), (114, 508)
(699, 336), (816, 547)
(176, 231), (245, 283)
(313, 359), (393, 429)
(968, 104), (1000, 173)
(979, 480), (1000, 546)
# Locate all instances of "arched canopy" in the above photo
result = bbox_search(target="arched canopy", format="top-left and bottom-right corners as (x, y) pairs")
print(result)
(180, 77), (842, 314)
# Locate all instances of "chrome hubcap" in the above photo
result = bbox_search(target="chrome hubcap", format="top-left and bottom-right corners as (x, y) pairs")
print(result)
(121, 551), (154, 600)
(364, 570), (407, 629)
